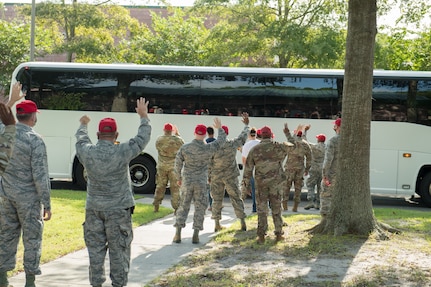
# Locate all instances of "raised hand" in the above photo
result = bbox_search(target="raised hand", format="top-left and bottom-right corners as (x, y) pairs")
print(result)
(0, 103), (15, 126)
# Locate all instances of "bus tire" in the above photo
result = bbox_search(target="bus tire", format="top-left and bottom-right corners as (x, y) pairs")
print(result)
(74, 161), (87, 190)
(130, 155), (156, 194)
(419, 172), (431, 207)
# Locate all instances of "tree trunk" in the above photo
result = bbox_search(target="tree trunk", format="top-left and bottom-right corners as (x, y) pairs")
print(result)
(309, 0), (391, 237)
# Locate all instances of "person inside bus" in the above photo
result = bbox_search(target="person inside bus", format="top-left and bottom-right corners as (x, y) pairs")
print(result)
(75, 97), (151, 287)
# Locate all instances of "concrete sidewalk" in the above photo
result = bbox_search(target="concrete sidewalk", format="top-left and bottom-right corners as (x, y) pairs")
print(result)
(8, 195), (255, 287)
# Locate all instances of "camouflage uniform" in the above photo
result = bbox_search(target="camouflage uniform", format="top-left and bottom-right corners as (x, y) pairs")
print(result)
(283, 132), (312, 206)
(75, 117), (151, 287)
(243, 138), (292, 238)
(0, 123), (50, 276)
(305, 138), (325, 208)
(209, 126), (248, 222)
(153, 133), (184, 211)
(321, 134), (340, 216)
(174, 128), (226, 231)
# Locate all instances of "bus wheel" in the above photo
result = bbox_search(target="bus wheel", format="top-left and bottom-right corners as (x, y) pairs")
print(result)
(419, 172), (431, 207)
(129, 155), (156, 194)
(74, 161), (87, 190)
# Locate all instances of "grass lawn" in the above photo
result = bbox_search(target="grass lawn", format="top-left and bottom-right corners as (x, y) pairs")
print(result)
(10, 189), (172, 275)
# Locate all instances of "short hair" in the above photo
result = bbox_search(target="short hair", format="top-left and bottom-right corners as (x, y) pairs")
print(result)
(207, 126), (214, 135)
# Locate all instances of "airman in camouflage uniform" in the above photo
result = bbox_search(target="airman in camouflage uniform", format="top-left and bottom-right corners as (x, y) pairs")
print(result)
(303, 126), (326, 210)
(0, 96), (51, 287)
(283, 125), (312, 212)
(243, 125), (294, 244)
(321, 118), (341, 217)
(153, 123), (184, 213)
(75, 97), (151, 287)
(209, 113), (249, 232)
(173, 118), (226, 244)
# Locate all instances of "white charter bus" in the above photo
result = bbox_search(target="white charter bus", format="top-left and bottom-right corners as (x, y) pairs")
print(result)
(9, 62), (431, 207)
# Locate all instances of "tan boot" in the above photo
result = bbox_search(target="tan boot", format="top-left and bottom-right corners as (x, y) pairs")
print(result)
(214, 219), (225, 232)
(154, 204), (159, 212)
(192, 229), (200, 244)
(292, 202), (299, 212)
(304, 203), (314, 210)
(282, 200), (288, 211)
(275, 233), (285, 242)
(240, 218), (247, 231)
(257, 235), (265, 244)
(173, 226), (182, 243)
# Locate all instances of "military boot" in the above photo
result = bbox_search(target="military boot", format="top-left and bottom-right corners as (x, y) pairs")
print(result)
(282, 200), (288, 211)
(192, 229), (200, 244)
(240, 218), (247, 231)
(256, 235), (265, 244)
(25, 274), (35, 287)
(304, 202), (314, 210)
(173, 226), (182, 243)
(153, 204), (159, 212)
(292, 202), (299, 212)
(275, 233), (285, 242)
(0, 272), (9, 287)
(214, 220), (224, 232)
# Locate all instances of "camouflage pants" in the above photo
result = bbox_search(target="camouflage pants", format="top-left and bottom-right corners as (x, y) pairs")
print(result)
(0, 197), (43, 275)
(153, 167), (180, 210)
(255, 181), (284, 237)
(210, 174), (246, 221)
(306, 167), (322, 203)
(174, 181), (208, 231)
(285, 168), (304, 204)
(84, 208), (133, 287)
(320, 175), (337, 216)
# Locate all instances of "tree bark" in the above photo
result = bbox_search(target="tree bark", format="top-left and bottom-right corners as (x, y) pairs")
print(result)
(309, 0), (384, 236)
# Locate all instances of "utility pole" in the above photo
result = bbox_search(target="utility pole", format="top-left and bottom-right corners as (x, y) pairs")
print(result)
(30, 0), (36, 61)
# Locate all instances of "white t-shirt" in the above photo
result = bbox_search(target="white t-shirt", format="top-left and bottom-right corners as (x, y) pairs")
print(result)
(241, 139), (261, 158)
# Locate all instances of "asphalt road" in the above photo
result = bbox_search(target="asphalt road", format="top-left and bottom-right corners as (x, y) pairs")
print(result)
(50, 179), (430, 211)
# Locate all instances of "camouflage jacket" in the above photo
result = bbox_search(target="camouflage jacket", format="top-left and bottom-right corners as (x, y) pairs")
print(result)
(322, 134), (340, 180)
(0, 124), (15, 176)
(75, 117), (151, 211)
(243, 138), (293, 184)
(209, 125), (249, 179)
(284, 131), (312, 172)
(175, 128), (226, 183)
(156, 134), (184, 169)
(0, 123), (51, 210)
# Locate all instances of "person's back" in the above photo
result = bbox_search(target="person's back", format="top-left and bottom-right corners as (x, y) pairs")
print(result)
(154, 123), (184, 212)
(321, 118), (341, 217)
(75, 97), (151, 287)
(173, 119), (227, 244)
(76, 117), (151, 210)
(248, 139), (289, 183)
(208, 116), (249, 232)
(0, 98), (51, 287)
(243, 125), (292, 244)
